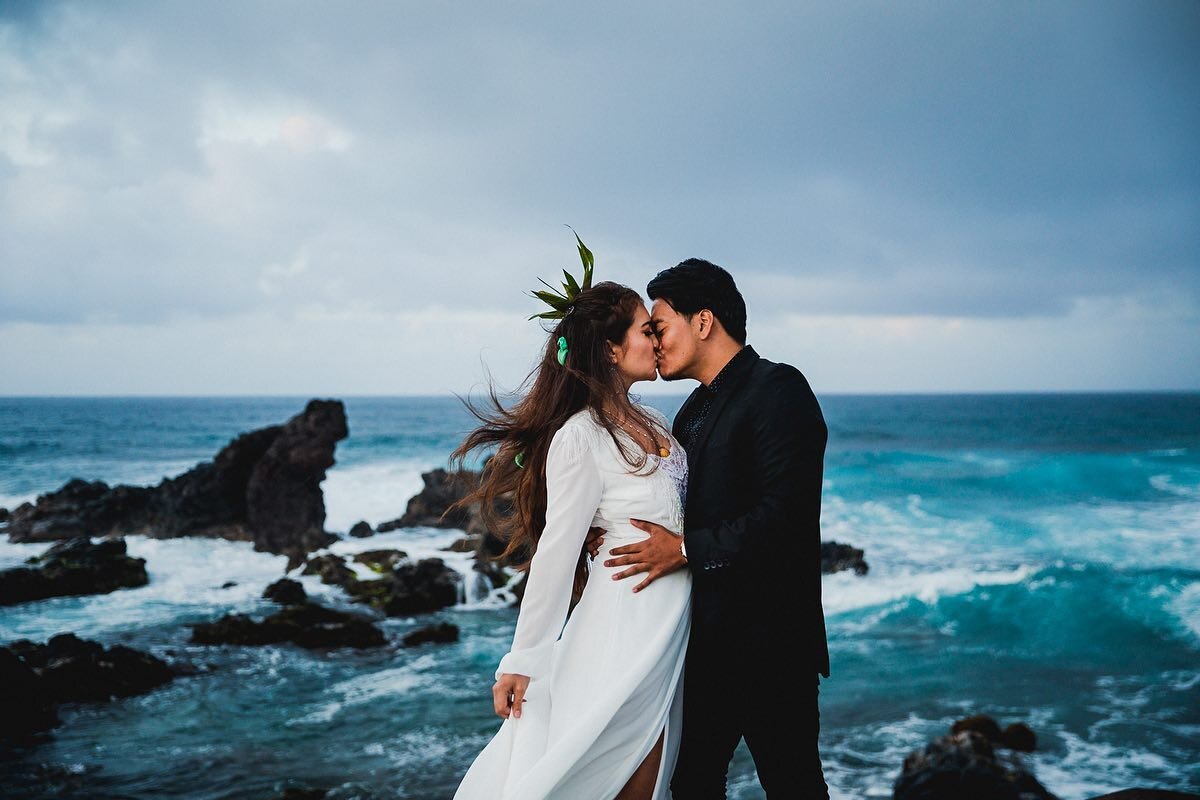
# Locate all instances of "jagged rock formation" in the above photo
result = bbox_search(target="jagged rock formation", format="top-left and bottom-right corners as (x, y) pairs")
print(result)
(894, 715), (1056, 800)
(0, 536), (148, 606)
(300, 551), (460, 616)
(189, 602), (386, 649)
(821, 540), (870, 575)
(0, 633), (179, 743)
(402, 622), (460, 647)
(4, 399), (348, 570)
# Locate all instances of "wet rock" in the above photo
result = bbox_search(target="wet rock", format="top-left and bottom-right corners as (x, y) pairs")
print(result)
(189, 601), (386, 649)
(348, 520), (374, 538)
(0, 646), (59, 741)
(377, 468), (499, 539)
(1001, 722), (1037, 752)
(1, 633), (177, 743)
(352, 549), (408, 574)
(302, 553), (357, 586)
(442, 536), (478, 553)
(894, 719), (1058, 800)
(0, 536), (148, 606)
(402, 622), (460, 647)
(820, 540), (869, 575)
(297, 552), (461, 617)
(263, 578), (307, 605)
(952, 714), (1004, 743)
(4, 400), (348, 571)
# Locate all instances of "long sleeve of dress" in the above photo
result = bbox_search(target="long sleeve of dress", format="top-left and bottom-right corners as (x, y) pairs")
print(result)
(495, 419), (604, 681)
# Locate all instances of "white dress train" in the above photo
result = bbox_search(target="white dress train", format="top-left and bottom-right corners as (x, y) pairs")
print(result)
(454, 403), (692, 800)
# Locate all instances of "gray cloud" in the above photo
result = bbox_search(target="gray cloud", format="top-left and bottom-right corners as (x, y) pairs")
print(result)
(0, 0), (1196, 390)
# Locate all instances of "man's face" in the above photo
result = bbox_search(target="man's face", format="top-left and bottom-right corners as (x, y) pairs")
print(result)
(650, 298), (700, 381)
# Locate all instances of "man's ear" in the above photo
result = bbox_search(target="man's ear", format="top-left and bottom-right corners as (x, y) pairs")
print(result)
(695, 309), (715, 341)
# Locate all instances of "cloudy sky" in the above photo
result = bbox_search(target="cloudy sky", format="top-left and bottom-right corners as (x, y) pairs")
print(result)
(1, 0), (1197, 395)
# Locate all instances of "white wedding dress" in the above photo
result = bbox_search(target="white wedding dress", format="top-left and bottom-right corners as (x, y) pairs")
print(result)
(454, 403), (692, 800)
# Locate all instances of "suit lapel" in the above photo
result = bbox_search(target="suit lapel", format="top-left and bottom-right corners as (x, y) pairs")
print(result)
(684, 346), (760, 465)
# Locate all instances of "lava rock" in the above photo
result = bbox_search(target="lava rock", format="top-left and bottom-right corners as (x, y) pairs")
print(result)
(894, 719), (1058, 800)
(4, 400), (348, 571)
(820, 540), (869, 575)
(402, 622), (460, 647)
(0, 536), (148, 606)
(348, 520), (374, 538)
(1001, 722), (1037, 752)
(263, 578), (307, 605)
(189, 601), (386, 649)
(352, 549), (409, 574)
(1, 633), (177, 744)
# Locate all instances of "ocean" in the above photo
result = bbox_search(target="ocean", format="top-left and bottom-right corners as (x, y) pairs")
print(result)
(1, 393), (1197, 799)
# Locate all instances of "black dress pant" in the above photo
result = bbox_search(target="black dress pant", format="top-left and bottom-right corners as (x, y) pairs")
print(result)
(668, 634), (829, 799)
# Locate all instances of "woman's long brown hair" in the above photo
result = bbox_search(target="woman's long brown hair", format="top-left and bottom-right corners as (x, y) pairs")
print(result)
(446, 281), (665, 596)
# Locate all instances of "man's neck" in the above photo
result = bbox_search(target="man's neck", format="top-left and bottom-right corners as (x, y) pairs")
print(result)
(696, 342), (744, 387)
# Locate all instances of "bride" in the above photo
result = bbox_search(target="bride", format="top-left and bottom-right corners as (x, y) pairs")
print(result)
(449, 268), (691, 800)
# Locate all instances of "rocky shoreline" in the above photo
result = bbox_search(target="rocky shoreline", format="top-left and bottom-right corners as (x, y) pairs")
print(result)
(0, 399), (1184, 800)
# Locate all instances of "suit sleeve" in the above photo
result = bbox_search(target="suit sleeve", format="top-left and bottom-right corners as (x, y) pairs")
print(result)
(684, 367), (827, 571)
(495, 421), (603, 681)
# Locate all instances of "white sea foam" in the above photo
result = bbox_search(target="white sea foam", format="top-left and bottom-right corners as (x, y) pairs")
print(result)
(0, 534), (290, 642)
(1035, 726), (1185, 800)
(288, 654), (439, 725)
(1150, 473), (1200, 499)
(823, 563), (1036, 617)
(322, 457), (438, 532)
(0, 490), (37, 511)
(1169, 581), (1200, 643)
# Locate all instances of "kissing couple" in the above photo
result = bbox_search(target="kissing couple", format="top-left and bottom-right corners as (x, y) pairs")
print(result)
(451, 245), (831, 800)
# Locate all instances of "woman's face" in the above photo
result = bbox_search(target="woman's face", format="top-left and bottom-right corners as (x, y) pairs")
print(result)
(609, 303), (659, 386)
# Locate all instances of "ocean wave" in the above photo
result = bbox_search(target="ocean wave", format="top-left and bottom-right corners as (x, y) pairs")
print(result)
(288, 655), (439, 726)
(322, 457), (442, 532)
(1150, 473), (1200, 499)
(0, 534), (292, 642)
(824, 564), (1036, 617)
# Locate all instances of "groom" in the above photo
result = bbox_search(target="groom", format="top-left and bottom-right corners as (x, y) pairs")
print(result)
(604, 258), (831, 798)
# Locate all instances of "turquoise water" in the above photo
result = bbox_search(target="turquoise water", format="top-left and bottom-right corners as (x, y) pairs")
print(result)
(1, 393), (1198, 799)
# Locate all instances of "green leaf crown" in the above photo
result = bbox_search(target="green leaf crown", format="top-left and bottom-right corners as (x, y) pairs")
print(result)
(527, 228), (595, 321)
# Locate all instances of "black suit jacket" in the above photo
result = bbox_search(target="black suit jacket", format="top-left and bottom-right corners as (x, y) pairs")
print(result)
(674, 345), (831, 678)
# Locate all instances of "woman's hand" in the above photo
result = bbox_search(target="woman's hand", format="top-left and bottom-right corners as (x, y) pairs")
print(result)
(493, 673), (531, 719)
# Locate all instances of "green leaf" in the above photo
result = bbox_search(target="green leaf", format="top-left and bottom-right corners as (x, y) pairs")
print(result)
(563, 269), (580, 297)
(574, 232), (594, 289)
(532, 289), (569, 309)
(537, 277), (568, 300)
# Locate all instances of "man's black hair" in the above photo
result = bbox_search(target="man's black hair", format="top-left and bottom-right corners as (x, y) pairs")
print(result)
(646, 258), (747, 345)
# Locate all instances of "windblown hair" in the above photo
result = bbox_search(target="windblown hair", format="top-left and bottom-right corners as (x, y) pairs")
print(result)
(447, 281), (665, 595)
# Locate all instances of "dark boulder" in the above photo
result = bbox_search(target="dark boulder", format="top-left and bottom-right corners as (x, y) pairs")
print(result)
(0, 646), (59, 741)
(352, 549), (409, 574)
(189, 601), (386, 649)
(5, 400), (348, 571)
(821, 540), (869, 575)
(302, 553), (358, 586)
(0, 536), (148, 606)
(298, 551), (461, 617)
(952, 714), (1004, 743)
(377, 468), (506, 542)
(402, 622), (460, 647)
(1001, 722), (1037, 752)
(894, 718), (1058, 800)
(1, 633), (177, 743)
(348, 520), (374, 538)
(263, 578), (307, 605)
